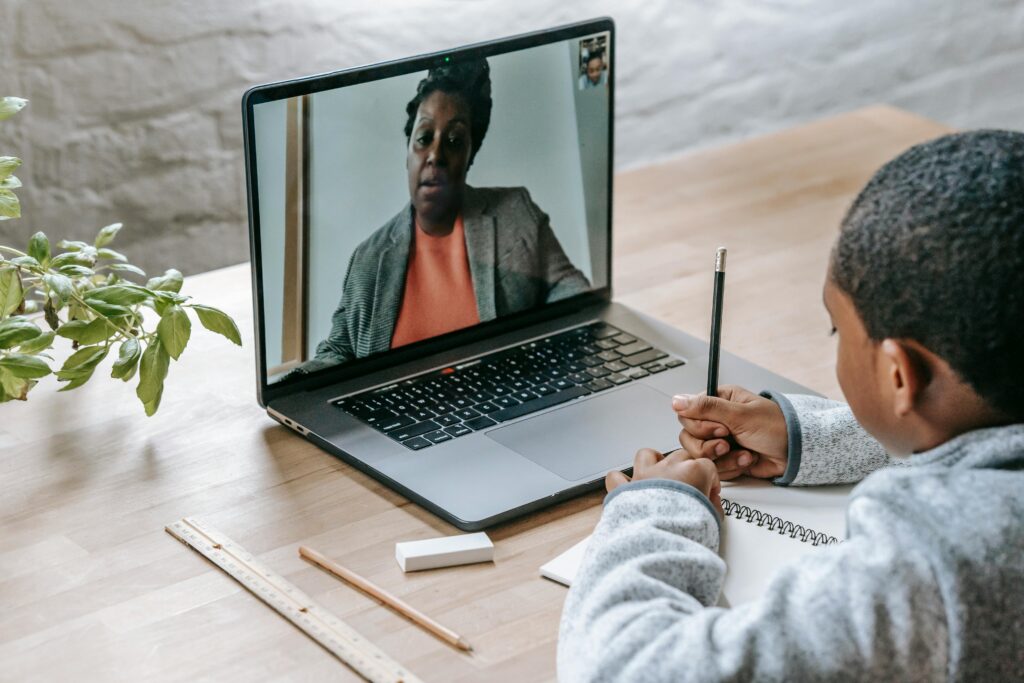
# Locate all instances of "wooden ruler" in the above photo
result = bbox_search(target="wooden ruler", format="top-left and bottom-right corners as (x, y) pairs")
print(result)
(165, 517), (423, 683)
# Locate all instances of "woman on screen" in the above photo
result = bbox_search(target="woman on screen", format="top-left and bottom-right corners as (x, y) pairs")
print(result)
(299, 59), (591, 373)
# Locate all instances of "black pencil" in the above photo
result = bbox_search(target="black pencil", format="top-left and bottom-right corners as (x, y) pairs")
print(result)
(707, 247), (727, 397)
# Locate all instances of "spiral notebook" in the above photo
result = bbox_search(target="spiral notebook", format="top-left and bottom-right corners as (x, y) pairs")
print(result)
(540, 479), (853, 606)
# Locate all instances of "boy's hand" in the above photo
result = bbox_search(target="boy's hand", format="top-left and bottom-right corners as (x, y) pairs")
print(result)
(672, 385), (789, 480)
(606, 448), (723, 515)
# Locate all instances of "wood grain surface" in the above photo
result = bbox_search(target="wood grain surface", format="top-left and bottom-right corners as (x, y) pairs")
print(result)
(0, 106), (951, 682)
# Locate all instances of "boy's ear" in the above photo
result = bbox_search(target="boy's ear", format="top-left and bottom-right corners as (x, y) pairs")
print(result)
(880, 339), (932, 417)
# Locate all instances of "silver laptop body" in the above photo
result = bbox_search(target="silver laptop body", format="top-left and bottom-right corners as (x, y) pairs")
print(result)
(243, 18), (813, 530)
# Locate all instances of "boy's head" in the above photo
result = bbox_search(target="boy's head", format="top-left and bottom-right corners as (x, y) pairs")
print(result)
(826, 130), (1024, 455)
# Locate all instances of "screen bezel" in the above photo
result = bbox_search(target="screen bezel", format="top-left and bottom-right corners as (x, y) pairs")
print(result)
(243, 17), (615, 406)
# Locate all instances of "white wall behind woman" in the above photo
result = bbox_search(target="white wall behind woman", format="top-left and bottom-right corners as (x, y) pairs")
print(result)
(2, 0), (1023, 278)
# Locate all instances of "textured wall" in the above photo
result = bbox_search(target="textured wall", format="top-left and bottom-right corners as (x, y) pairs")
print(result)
(2, 0), (1023, 276)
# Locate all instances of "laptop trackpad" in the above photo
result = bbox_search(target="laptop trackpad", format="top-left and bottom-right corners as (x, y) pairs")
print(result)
(486, 384), (680, 482)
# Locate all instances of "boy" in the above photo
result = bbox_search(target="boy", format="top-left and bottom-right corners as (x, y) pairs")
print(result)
(558, 130), (1024, 681)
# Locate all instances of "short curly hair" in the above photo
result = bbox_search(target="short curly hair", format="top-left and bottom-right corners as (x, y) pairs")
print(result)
(831, 129), (1024, 420)
(403, 59), (492, 166)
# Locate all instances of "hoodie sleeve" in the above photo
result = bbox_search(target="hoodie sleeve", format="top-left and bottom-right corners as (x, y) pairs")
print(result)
(557, 480), (947, 683)
(764, 391), (902, 486)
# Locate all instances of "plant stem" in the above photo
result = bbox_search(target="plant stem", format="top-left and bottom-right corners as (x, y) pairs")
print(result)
(67, 291), (140, 339)
(9, 259), (144, 342)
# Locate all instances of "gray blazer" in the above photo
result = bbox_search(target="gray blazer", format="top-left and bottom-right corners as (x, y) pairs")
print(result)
(299, 186), (591, 372)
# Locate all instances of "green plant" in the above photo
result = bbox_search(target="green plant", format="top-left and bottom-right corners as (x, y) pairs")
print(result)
(0, 97), (241, 414)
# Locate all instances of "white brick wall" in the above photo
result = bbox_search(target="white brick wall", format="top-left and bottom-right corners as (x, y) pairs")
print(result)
(2, 0), (1023, 276)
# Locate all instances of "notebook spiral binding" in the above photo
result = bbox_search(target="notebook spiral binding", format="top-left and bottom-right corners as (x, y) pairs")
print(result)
(721, 498), (841, 546)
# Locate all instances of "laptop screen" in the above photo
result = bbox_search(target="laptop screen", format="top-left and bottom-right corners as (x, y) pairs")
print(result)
(247, 22), (612, 387)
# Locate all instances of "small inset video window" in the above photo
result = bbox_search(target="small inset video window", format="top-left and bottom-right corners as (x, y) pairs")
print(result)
(578, 35), (609, 91)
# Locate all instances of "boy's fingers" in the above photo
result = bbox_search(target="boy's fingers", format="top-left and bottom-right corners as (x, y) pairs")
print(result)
(685, 458), (721, 497)
(717, 466), (748, 481)
(678, 430), (730, 460)
(677, 430), (702, 459)
(715, 450), (758, 472)
(708, 478), (725, 516)
(632, 447), (663, 475)
(672, 393), (741, 425)
(676, 415), (729, 439)
(605, 470), (631, 492)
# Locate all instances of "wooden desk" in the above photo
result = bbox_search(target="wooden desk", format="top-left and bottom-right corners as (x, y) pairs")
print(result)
(0, 106), (951, 681)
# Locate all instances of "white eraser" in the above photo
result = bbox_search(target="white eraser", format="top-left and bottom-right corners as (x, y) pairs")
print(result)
(395, 532), (494, 572)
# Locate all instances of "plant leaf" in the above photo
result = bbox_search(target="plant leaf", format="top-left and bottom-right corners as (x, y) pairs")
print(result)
(0, 156), (22, 181)
(152, 291), (187, 305)
(17, 330), (55, 354)
(28, 232), (50, 264)
(0, 188), (19, 220)
(0, 369), (12, 402)
(53, 341), (107, 390)
(85, 300), (131, 318)
(0, 317), (41, 348)
(57, 374), (92, 392)
(55, 345), (108, 385)
(61, 344), (108, 370)
(0, 267), (23, 318)
(84, 283), (150, 306)
(56, 318), (117, 345)
(0, 366), (31, 400)
(42, 272), (73, 307)
(150, 289), (188, 315)
(0, 175), (21, 190)
(0, 353), (51, 379)
(146, 268), (183, 293)
(56, 240), (89, 252)
(157, 304), (190, 360)
(137, 339), (169, 415)
(109, 263), (146, 278)
(111, 337), (141, 381)
(10, 255), (39, 268)
(191, 304), (242, 346)
(58, 264), (94, 277)
(50, 250), (95, 268)
(94, 223), (123, 248)
(0, 97), (27, 121)
(96, 247), (127, 262)
(44, 298), (60, 330)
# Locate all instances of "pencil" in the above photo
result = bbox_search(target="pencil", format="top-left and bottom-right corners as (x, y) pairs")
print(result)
(707, 247), (727, 397)
(298, 545), (473, 652)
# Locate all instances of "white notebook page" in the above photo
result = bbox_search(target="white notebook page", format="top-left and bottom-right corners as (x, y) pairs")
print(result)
(718, 478), (850, 605)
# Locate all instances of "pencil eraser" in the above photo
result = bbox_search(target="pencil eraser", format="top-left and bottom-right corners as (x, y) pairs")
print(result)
(395, 532), (494, 572)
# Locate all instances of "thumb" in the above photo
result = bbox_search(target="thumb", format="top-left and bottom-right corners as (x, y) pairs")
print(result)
(672, 393), (741, 425)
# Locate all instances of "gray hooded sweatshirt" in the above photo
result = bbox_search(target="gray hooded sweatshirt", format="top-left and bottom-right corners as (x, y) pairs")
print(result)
(557, 393), (1024, 682)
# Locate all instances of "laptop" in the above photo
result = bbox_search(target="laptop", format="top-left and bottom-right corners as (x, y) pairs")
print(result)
(242, 17), (812, 530)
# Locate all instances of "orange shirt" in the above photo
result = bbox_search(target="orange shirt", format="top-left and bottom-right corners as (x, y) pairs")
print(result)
(391, 214), (480, 349)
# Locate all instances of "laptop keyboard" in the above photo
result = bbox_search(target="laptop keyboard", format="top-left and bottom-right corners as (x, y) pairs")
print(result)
(334, 322), (685, 451)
